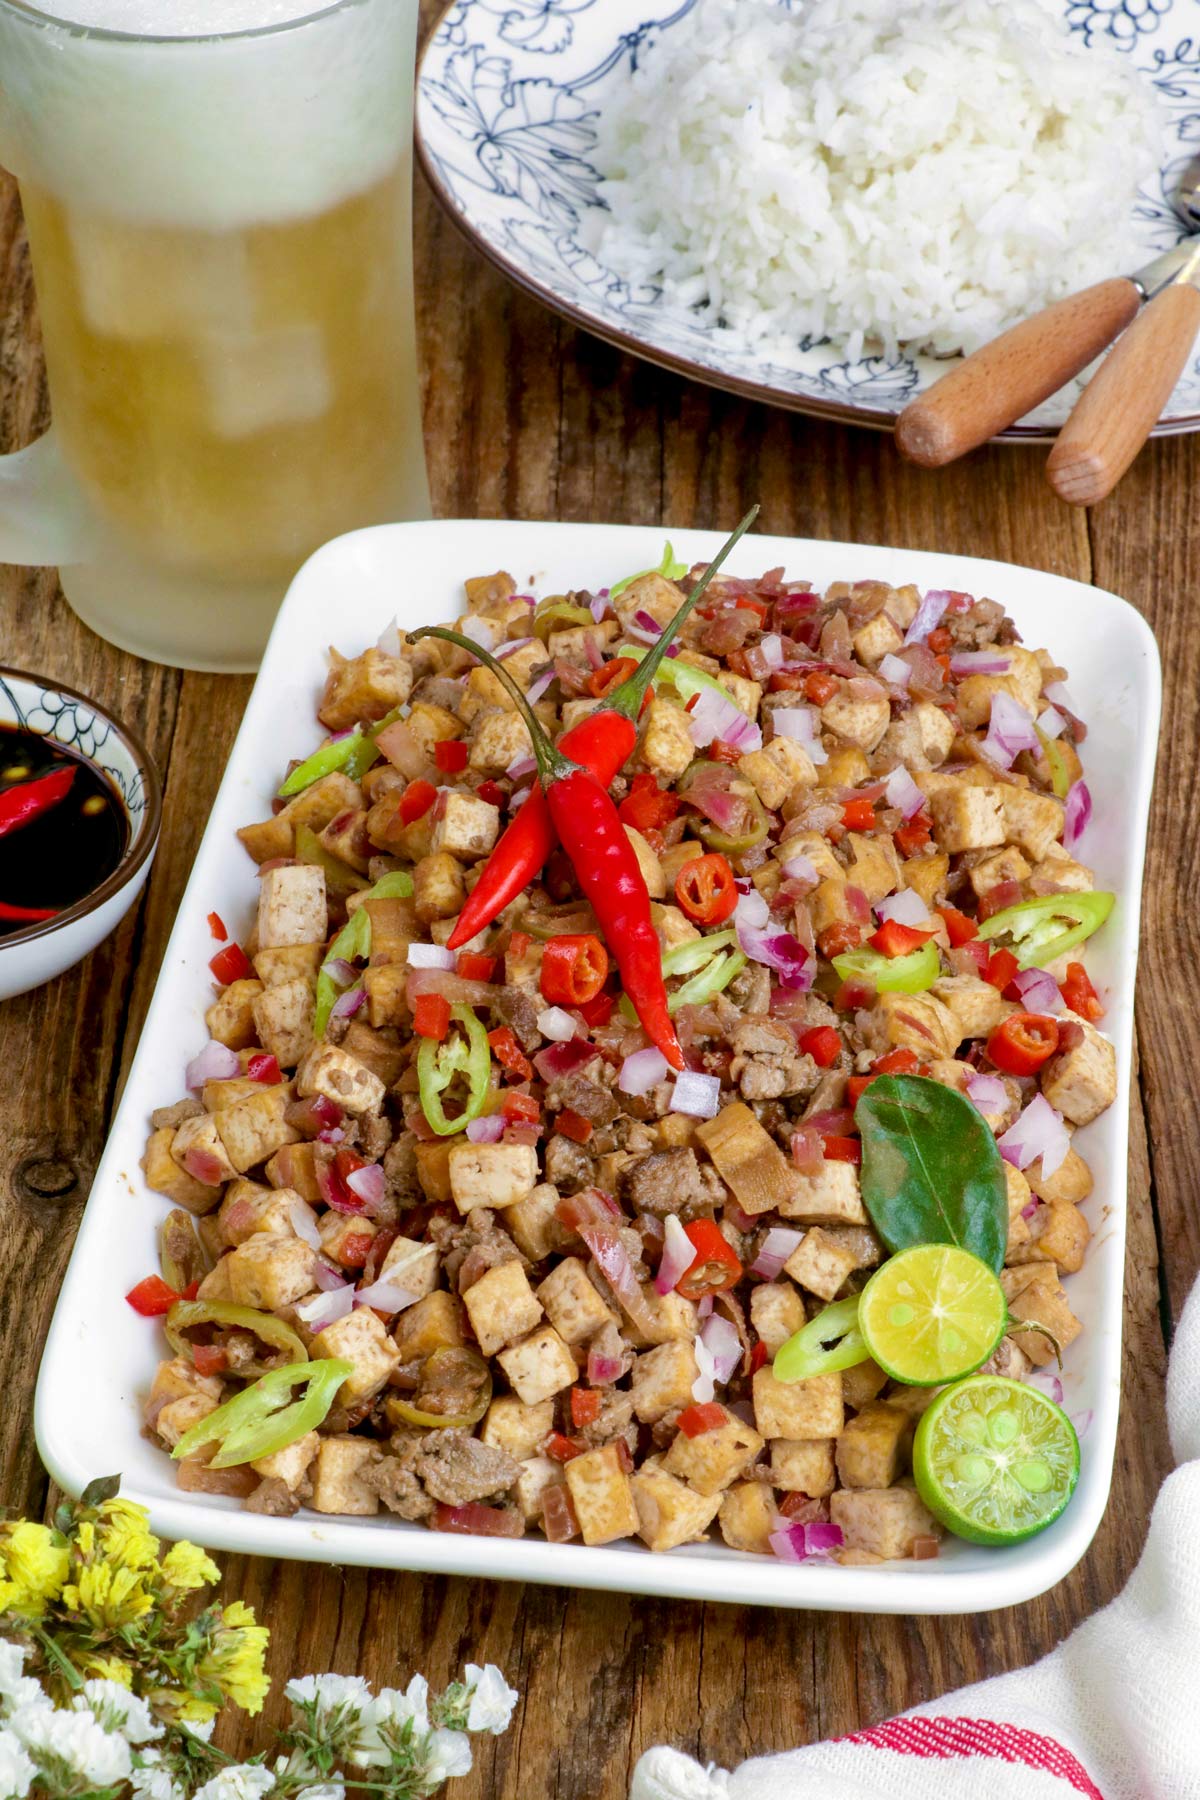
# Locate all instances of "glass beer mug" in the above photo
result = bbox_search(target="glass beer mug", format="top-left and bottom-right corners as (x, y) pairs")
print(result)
(0, 0), (429, 671)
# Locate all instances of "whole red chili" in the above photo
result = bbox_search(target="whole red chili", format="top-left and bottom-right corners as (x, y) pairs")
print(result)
(0, 899), (58, 923)
(444, 509), (758, 949)
(0, 764), (75, 840)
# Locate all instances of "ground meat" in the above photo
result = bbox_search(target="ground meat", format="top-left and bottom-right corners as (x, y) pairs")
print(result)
(945, 597), (1006, 650)
(364, 1455), (434, 1522)
(245, 1476), (301, 1516)
(411, 675), (469, 712)
(728, 963), (771, 1013)
(650, 1407), (685, 1450)
(544, 1132), (596, 1194)
(622, 1147), (707, 1218)
(729, 1015), (820, 1101)
(412, 1430), (520, 1507)
(360, 1111), (394, 1162)
(697, 1165), (727, 1212)
(383, 1131), (423, 1208)
(609, 1117), (657, 1155)
(150, 1098), (204, 1130)
(427, 1209), (525, 1288)
(494, 985), (543, 1052)
(218, 1329), (260, 1374)
(545, 1062), (620, 1125)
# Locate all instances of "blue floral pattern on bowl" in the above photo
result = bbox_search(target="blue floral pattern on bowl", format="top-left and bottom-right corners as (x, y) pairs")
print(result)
(416, 0), (1200, 435)
(0, 675), (148, 824)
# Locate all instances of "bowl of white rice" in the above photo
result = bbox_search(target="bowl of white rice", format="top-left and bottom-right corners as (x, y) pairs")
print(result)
(417, 0), (1197, 438)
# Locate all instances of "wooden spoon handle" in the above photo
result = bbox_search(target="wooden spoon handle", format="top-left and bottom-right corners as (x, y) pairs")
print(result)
(894, 278), (1141, 468)
(1045, 281), (1200, 505)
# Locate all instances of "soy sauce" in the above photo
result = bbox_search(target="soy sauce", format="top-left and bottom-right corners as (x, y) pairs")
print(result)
(0, 724), (128, 935)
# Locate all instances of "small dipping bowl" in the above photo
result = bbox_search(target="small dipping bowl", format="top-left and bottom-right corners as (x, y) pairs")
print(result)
(0, 669), (161, 1000)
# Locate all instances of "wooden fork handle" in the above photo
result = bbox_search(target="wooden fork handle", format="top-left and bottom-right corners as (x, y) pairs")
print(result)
(894, 278), (1141, 468)
(1046, 281), (1200, 505)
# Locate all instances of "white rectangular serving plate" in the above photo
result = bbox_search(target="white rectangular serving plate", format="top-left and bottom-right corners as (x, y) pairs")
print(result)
(36, 520), (1160, 1615)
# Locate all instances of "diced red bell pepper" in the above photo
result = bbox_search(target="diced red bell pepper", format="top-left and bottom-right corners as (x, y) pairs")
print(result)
(556, 1108), (594, 1145)
(434, 738), (469, 774)
(749, 1339), (769, 1374)
(246, 1052), (282, 1085)
(181, 1280), (201, 1302)
(456, 951), (498, 983)
(399, 778), (438, 826)
(735, 595), (770, 619)
(476, 779), (505, 809)
(207, 911), (227, 941)
(984, 947), (1020, 991)
(842, 798), (877, 831)
(501, 1090), (541, 1125)
(125, 1275), (180, 1316)
(817, 922), (863, 959)
(338, 1231), (376, 1269)
(822, 1135), (862, 1164)
(545, 1431), (587, 1463)
(587, 657), (639, 701)
(868, 918), (935, 958)
(805, 672), (838, 705)
(209, 943), (254, 986)
(414, 993), (451, 1040)
(708, 739), (743, 766)
(847, 1046), (922, 1105)
(677, 1401), (726, 1438)
(938, 905), (979, 947)
(927, 626), (954, 653)
(578, 989), (616, 1029)
(488, 1027), (534, 1081)
(1060, 961), (1104, 1021)
(798, 1025), (842, 1068)
(192, 1343), (228, 1377)
(508, 930), (531, 958)
(618, 772), (681, 835)
(569, 1387), (601, 1428)
(893, 816), (932, 858)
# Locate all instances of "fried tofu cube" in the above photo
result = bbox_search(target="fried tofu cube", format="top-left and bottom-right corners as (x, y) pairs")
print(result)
(930, 784), (1006, 854)
(776, 1160), (867, 1226)
(393, 1290), (465, 1364)
(641, 697), (696, 784)
(769, 1437), (836, 1497)
(954, 648), (1043, 729)
(863, 991), (961, 1062)
(218, 1176), (296, 1244)
(752, 1368), (844, 1440)
(749, 1280), (806, 1355)
(1005, 1161), (1034, 1257)
(719, 672), (762, 719)
(623, 1286), (699, 1348)
(237, 771), (363, 864)
(631, 1466), (721, 1552)
(377, 1235), (439, 1300)
(506, 1182), (577, 1262)
(311, 1306), (400, 1403)
(497, 1326), (577, 1405)
(631, 1340), (700, 1423)
(613, 569), (684, 633)
(1041, 1019), (1117, 1125)
(830, 1483), (941, 1560)
(931, 975), (1008, 1043)
(822, 683), (890, 752)
(448, 1141), (538, 1213)
(415, 1140), (454, 1205)
(844, 831), (902, 905)
(651, 902), (702, 954)
(225, 1233), (317, 1309)
(481, 1396), (555, 1463)
(718, 1480), (777, 1555)
(257, 863), (327, 951)
(155, 1393), (222, 1447)
(195, 1258), (233, 1302)
(363, 965), (409, 1029)
(251, 976), (315, 1070)
(251, 1430), (319, 1493)
(624, 825), (667, 899)
(835, 1403), (911, 1489)
(1033, 841), (1095, 894)
(739, 736), (818, 811)
(695, 1101), (795, 1217)
(310, 1435), (381, 1515)
(841, 1359), (890, 1410)
(254, 945), (323, 990)
(318, 1210), (377, 1268)
(265, 1140), (322, 1203)
(565, 1444), (640, 1546)
(431, 790), (500, 862)
(999, 788), (1065, 862)
(967, 845), (1031, 899)
(319, 646), (413, 730)
(902, 851), (950, 908)
(663, 1408), (763, 1495)
(782, 1226), (858, 1302)
(913, 700), (957, 765)
(212, 1085), (300, 1173)
(412, 852), (466, 924)
(205, 978), (264, 1051)
(462, 1259), (543, 1357)
(809, 877), (857, 937)
(515, 1456), (561, 1526)
(1026, 1145), (1093, 1205)
(464, 569), (517, 611)
(148, 1355), (224, 1413)
(468, 708), (532, 774)
(296, 1042), (386, 1116)
(852, 610), (903, 667)
(1008, 1198), (1091, 1276)
(1001, 1264), (1083, 1365)
(171, 1114), (238, 1189)
(536, 1256), (617, 1345)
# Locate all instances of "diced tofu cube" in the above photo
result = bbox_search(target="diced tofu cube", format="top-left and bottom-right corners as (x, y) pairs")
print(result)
(622, 1286), (699, 1348)
(205, 978), (264, 1050)
(319, 646), (414, 730)
(514, 1455), (561, 1525)
(251, 1430), (319, 1493)
(377, 1235), (438, 1300)
(623, 825), (666, 899)
(212, 1085), (300, 1174)
(254, 944), (323, 989)
(413, 852), (466, 924)
(641, 698), (696, 784)
(1041, 1019), (1117, 1125)
(148, 1355), (224, 1413)
(752, 1368), (844, 1440)
(954, 648), (1043, 729)
(844, 831), (902, 905)
(1026, 1145), (1093, 1205)
(769, 1437), (836, 1497)
(902, 850), (950, 908)
(431, 791), (500, 862)
(195, 1259), (233, 1302)
(911, 700), (956, 766)
(566, 1444), (640, 1546)
(171, 1114), (238, 1189)
(237, 771), (363, 864)
(841, 1359), (890, 1410)
(393, 1290), (465, 1364)
(506, 1183), (577, 1262)
(775, 828), (842, 883)
(251, 976), (315, 1070)
(852, 610), (903, 666)
(662, 1408), (763, 1495)
(1000, 788), (1065, 862)
(462, 1259), (543, 1357)
(613, 570), (684, 633)
(548, 620), (619, 665)
(363, 965), (409, 1029)
(967, 845), (1031, 898)
(415, 1140), (454, 1204)
(862, 991), (961, 1062)
(155, 1393), (221, 1447)
(830, 1483), (941, 1560)
(776, 1160), (867, 1226)
(265, 1141), (322, 1203)
(296, 1042), (386, 1116)
(448, 1142), (538, 1213)
(630, 1340), (700, 1423)
(1008, 1198), (1091, 1275)
(739, 736), (817, 811)
(630, 1466), (721, 1552)
(835, 1403), (911, 1489)
(695, 1101), (795, 1217)
(822, 684), (890, 752)
(469, 709), (532, 774)
(718, 1480), (777, 1555)
(309, 1435), (381, 1515)
(257, 863), (327, 950)
(1033, 842), (1095, 894)
(749, 1280), (806, 1355)
(651, 902), (702, 954)
(311, 1306), (399, 1403)
(218, 1176), (297, 1244)
(782, 1226), (858, 1302)
(536, 1256), (617, 1345)
(318, 1210), (377, 1268)
(496, 1326), (577, 1405)
(481, 1396), (555, 1463)
(932, 975), (1008, 1043)
(1001, 1265), (1083, 1365)
(225, 1234), (318, 1309)
(929, 785), (1006, 854)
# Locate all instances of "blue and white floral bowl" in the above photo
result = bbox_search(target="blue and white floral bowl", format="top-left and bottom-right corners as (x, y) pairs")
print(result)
(0, 671), (161, 1000)
(416, 0), (1200, 437)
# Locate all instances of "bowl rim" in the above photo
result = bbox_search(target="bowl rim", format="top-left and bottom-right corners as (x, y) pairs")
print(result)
(0, 665), (162, 948)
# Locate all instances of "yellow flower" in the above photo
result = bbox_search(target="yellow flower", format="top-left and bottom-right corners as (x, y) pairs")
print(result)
(147, 1688), (220, 1728)
(74, 1522), (96, 1560)
(197, 1601), (270, 1716)
(63, 1561), (154, 1629)
(0, 1522), (69, 1615)
(76, 1652), (133, 1688)
(159, 1543), (220, 1594)
(96, 1501), (160, 1573)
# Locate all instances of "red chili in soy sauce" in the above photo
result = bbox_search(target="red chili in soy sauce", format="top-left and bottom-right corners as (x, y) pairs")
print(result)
(0, 725), (127, 934)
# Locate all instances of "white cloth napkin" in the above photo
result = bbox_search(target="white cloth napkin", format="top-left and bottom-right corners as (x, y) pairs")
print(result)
(630, 1278), (1200, 1800)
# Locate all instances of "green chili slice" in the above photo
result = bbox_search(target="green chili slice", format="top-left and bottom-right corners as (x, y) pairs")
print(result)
(774, 1297), (869, 1384)
(344, 705), (406, 782)
(384, 1348), (493, 1430)
(669, 948), (747, 1014)
(620, 930), (740, 1021)
(662, 929), (738, 978)
(277, 730), (365, 799)
(976, 891), (1114, 970)
(417, 1003), (491, 1136)
(1034, 726), (1071, 800)
(165, 1301), (308, 1378)
(832, 942), (940, 996)
(531, 600), (595, 643)
(315, 870), (416, 1035)
(610, 541), (688, 602)
(172, 1359), (353, 1468)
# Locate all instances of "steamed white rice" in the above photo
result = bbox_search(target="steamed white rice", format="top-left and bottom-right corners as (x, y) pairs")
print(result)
(590, 0), (1164, 360)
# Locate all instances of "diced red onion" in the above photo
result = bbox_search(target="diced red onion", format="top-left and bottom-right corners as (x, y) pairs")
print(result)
(353, 1278), (419, 1314)
(983, 691), (1040, 769)
(759, 633), (785, 670)
(587, 1347), (623, 1385)
(1063, 780), (1091, 851)
(460, 616), (497, 651)
(965, 1072), (1007, 1113)
(537, 1006), (579, 1043)
(845, 885), (871, 924)
(1037, 706), (1067, 740)
(999, 1093), (1070, 1179)
(696, 1293), (714, 1320)
(296, 1285), (354, 1331)
(791, 1125), (825, 1175)
(288, 1198), (322, 1249)
(750, 1226), (804, 1281)
(655, 1214), (695, 1296)
(1022, 1198), (1041, 1220)
(589, 593), (609, 624)
(185, 1040), (240, 1089)
(781, 853), (818, 885)
(878, 653), (912, 689)
(771, 706), (813, 740)
(1071, 1409), (1093, 1440)
(874, 887), (930, 928)
(1010, 968), (1064, 1015)
(735, 890), (813, 989)
(407, 943), (456, 970)
(466, 1114), (506, 1144)
(509, 786), (533, 811)
(533, 1038), (594, 1082)
(619, 1046), (670, 1096)
(506, 753), (536, 781)
(950, 650), (1012, 675)
(689, 686), (762, 753)
(182, 1147), (227, 1187)
(330, 983), (365, 1021)
(700, 1313), (741, 1386)
(583, 632), (604, 672)
(1043, 681), (1075, 711)
(903, 589), (950, 645)
(312, 1257), (349, 1292)
(691, 1331), (716, 1404)
(1027, 1371), (1064, 1405)
(669, 1070), (722, 1119)
(345, 1162), (386, 1210)
(323, 957), (356, 988)
(376, 618), (403, 658)
(578, 1222), (659, 1337)
(496, 636), (534, 659)
(884, 764), (926, 820)
(526, 667), (554, 704)
(769, 1520), (844, 1562)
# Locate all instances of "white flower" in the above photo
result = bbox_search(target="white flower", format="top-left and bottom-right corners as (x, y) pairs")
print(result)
(422, 1728), (472, 1785)
(0, 1726), (35, 1800)
(192, 1761), (275, 1800)
(0, 1648), (49, 1731)
(179, 1718), (216, 1744)
(16, 1705), (133, 1788)
(78, 1679), (163, 1745)
(346, 1675), (430, 1768)
(285, 1674), (372, 1728)
(130, 1749), (184, 1800)
(0, 1647), (27, 1703)
(463, 1664), (519, 1735)
(294, 1787), (344, 1800)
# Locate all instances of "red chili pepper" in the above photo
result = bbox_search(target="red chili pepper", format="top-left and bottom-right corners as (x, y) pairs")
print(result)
(842, 798), (876, 832)
(676, 1218), (742, 1300)
(209, 943), (254, 986)
(456, 951), (498, 982)
(868, 919), (936, 958)
(987, 1013), (1060, 1076)
(476, 779), (506, 809)
(545, 1431), (587, 1464)
(587, 656), (639, 700)
(938, 905), (979, 947)
(570, 1387), (601, 1427)
(434, 738), (469, 774)
(578, 989), (616, 1029)
(0, 900), (58, 922)
(822, 1135), (862, 1164)
(442, 510), (757, 950)
(798, 1025), (842, 1068)
(893, 816), (932, 858)
(125, 1275), (180, 1316)
(207, 911), (227, 941)
(556, 1108), (594, 1144)
(488, 1027), (534, 1081)
(414, 993), (451, 1040)
(984, 947), (1020, 991)
(246, 1052), (282, 1085)
(0, 765), (75, 840)
(399, 778), (438, 826)
(677, 1401), (727, 1437)
(618, 772), (681, 836)
(1060, 961), (1104, 1021)
(674, 852), (738, 926)
(192, 1344), (228, 1377)
(540, 934), (608, 1006)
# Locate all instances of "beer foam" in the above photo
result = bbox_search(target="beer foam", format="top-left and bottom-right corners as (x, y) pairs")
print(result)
(0, 0), (417, 227)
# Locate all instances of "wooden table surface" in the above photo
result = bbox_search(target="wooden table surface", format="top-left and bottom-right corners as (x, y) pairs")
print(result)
(1, 6), (1195, 1787)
